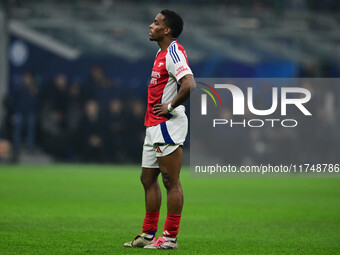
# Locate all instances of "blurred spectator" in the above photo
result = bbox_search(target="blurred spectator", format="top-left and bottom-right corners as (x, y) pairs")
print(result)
(0, 95), (13, 141)
(12, 72), (39, 157)
(78, 100), (106, 163)
(65, 82), (84, 160)
(66, 82), (84, 132)
(39, 74), (69, 159)
(84, 65), (116, 110)
(299, 62), (321, 78)
(126, 99), (146, 163)
(106, 98), (127, 162)
(49, 74), (69, 117)
(0, 95), (13, 162)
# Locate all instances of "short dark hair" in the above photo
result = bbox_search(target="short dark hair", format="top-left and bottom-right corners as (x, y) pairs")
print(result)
(160, 9), (183, 38)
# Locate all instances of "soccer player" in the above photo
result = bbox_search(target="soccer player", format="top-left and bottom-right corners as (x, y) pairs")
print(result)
(124, 10), (196, 249)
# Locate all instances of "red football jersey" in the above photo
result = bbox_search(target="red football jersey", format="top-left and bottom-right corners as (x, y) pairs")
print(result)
(144, 41), (193, 127)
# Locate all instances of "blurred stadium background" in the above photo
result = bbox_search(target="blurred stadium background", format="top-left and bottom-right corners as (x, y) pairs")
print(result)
(0, 0), (339, 164)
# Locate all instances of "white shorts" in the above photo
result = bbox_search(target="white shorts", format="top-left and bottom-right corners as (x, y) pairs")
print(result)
(142, 106), (188, 168)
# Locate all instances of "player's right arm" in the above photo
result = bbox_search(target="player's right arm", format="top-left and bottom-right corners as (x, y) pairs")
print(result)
(170, 74), (196, 108)
(153, 74), (195, 116)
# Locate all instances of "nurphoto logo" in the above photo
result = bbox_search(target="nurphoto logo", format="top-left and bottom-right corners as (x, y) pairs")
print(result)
(199, 83), (312, 128)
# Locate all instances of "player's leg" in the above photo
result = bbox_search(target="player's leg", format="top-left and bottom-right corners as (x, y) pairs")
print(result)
(140, 167), (162, 237)
(124, 167), (161, 248)
(140, 134), (163, 236)
(141, 167), (161, 212)
(144, 146), (182, 249)
(124, 130), (161, 248)
(158, 146), (183, 215)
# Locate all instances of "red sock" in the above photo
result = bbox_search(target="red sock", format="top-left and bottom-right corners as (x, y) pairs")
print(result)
(163, 213), (182, 238)
(142, 212), (159, 235)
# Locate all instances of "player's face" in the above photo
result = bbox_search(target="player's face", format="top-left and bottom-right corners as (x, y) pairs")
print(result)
(149, 13), (168, 41)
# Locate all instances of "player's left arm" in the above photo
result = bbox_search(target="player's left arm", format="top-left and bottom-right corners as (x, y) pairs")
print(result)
(153, 74), (196, 116)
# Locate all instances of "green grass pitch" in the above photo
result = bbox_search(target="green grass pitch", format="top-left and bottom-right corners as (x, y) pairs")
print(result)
(0, 165), (339, 255)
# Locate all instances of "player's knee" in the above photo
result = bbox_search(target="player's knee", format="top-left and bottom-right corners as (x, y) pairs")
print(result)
(140, 174), (148, 187)
(162, 173), (179, 191)
(140, 173), (155, 189)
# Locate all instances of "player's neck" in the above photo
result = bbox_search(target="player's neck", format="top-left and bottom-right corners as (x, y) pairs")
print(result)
(158, 38), (176, 51)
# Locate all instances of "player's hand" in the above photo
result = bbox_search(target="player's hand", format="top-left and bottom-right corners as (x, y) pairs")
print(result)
(153, 103), (169, 116)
